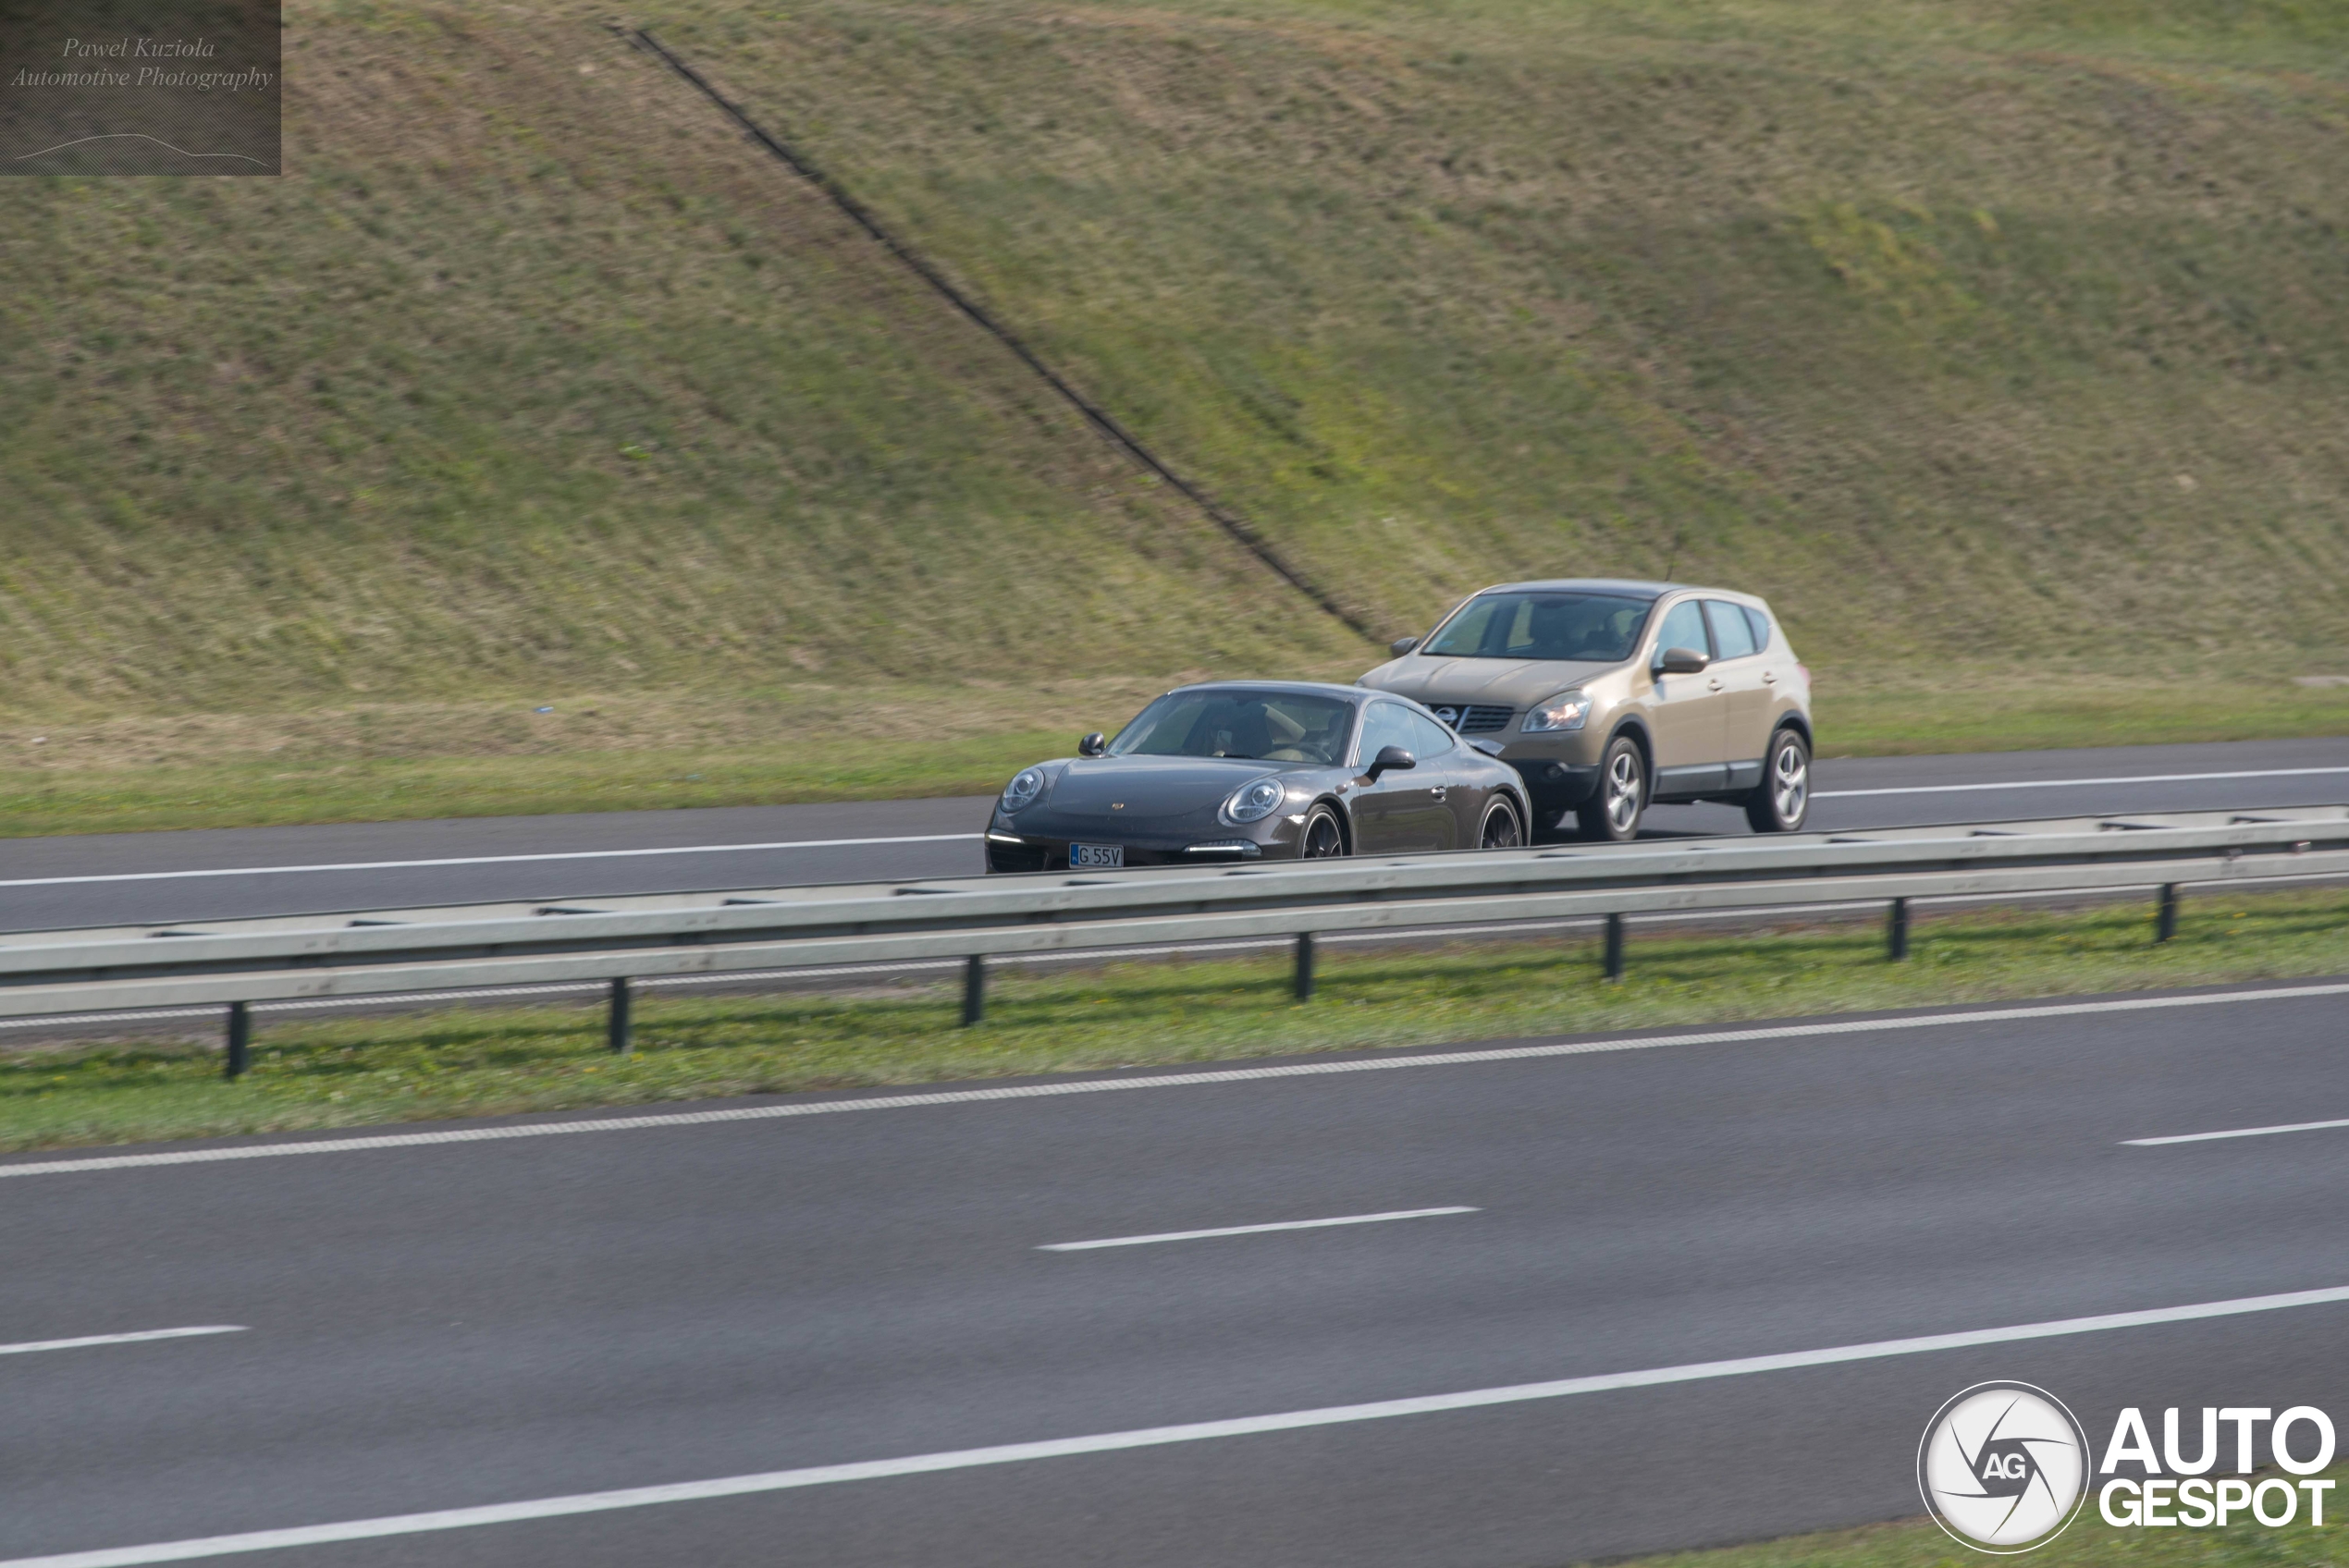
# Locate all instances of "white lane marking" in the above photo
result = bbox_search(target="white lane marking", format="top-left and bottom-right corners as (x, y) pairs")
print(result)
(2127, 1116), (2349, 1146)
(1040, 1207), (1477, 1252)
(1814, 765), (2349, 799)
(0, 1326), (245, 1357)
(0, 834), (980, 890)
(5, 981), (2347, 1181)
(13, 1282), (2349, 1566)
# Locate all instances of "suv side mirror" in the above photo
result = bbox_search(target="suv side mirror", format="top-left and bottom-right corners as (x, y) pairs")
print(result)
(1077, 732), (1108, 758)
(1366, 744), (1417, 780)
(1655, 646), (1710, 676)
(1390, 635), (1420, 657)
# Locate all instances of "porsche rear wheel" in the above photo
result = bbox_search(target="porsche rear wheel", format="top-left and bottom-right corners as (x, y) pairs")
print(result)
(1299, 805), (1347, 858)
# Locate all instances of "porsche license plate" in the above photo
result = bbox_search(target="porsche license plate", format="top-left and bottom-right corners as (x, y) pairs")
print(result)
(1070, 843), (1125, 869)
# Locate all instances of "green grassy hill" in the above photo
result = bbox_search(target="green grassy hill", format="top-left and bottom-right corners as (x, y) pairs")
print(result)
(3, 0), (2347, 829)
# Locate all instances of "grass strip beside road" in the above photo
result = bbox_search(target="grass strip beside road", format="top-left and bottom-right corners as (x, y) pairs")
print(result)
(0, 679), (2341, 838)
(0, 732), (1054, 839)
(1605, 1464), (2349, 1568)
(5, 887), (2346, 1155)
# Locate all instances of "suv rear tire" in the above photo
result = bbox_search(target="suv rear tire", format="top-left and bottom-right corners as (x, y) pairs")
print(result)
(1744, 727), (1810, 833)
(1576, 735), (1647, 842)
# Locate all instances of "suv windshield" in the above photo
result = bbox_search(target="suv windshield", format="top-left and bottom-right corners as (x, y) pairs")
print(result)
(1421, 592), (1653, 662)
(1110, 690), (1354, 764)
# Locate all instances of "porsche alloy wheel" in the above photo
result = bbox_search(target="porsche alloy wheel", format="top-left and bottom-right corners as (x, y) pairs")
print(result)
(1480, 799), (1524, 851)
(1299, 806), (1347, 858)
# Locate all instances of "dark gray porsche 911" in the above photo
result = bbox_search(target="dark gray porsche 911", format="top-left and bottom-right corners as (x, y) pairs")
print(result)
(985, 681), (1531, 873)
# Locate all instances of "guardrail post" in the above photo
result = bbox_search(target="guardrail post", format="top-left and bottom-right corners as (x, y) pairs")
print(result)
(608, 976), (633, 1056)
(1888, 898), (1910, 962)
(1294, 933), (1316, 1002)
(962, 955), (986, 1026)
(1603, 913), (1625, 982)
(224, 1001), (251, 1081)
(2157, 884), (2179, 943)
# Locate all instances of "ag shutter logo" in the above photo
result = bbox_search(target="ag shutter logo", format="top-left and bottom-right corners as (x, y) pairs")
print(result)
(1917, 1382), (2090, 1553)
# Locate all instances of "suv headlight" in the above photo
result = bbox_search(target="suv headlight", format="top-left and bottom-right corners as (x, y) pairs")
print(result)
(1224, 777), (1286, 824)
(1521, 692), (1591, 732)
(1001, 767), (1047, 813)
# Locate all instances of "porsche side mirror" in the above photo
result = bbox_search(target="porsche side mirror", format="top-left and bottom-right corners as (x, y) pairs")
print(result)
(1655, 646), (1710, 676)
(1390, 636), (1420, 657)
(1366, 744), (1417, 780)
(1077, 732), (1108, 758)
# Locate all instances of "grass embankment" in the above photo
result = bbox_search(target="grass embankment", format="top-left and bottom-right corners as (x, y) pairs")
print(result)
(5, 1), (2349, 833)
(1609, 1464), (2349, 1568)
(6, 883), (2344, 1154)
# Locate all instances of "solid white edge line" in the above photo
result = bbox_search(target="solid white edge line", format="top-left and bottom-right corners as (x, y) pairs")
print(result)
(2126, 1116), (2349, 1146)
(6, 980), (2349, 1181)
(0, 1326), (246, 1357)
(0, 834), (982, 890)
(1813, 765), (2349, 799)
(13, 1283), (2349, 1567)
(1039, 1207), (1478, 1251)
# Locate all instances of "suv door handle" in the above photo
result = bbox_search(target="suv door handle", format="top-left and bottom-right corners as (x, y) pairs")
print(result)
(1762, 671), (1777, 684)
(1706, 679), (1723, 692)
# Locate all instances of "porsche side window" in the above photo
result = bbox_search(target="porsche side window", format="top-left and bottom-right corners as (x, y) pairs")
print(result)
(1356, 704), (1420, 766)
(1400, 709), (1457, 756)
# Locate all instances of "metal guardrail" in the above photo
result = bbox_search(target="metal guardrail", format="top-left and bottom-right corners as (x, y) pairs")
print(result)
(7, 805), (2348, 1077)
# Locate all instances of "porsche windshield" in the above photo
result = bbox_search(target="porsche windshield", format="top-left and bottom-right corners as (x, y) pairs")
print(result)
(1110, 691), (1354, 764)
(1422, 591), (1653, 662)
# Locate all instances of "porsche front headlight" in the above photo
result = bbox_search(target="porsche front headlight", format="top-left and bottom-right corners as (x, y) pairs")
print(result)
(1521, 692), (1592, 733)
(1224, 777), (1286, 824)
(1001, 767), (1047, 813)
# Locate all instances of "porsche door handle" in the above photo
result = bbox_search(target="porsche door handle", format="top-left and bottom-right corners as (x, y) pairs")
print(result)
(1429, 786), (1447, 802)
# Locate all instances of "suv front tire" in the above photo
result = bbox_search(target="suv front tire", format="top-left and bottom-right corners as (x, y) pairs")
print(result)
(1577, 734), (1647, 842)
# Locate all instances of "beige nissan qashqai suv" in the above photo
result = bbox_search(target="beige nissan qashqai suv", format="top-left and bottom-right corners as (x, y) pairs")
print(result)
(1355, 579), (1814, 841)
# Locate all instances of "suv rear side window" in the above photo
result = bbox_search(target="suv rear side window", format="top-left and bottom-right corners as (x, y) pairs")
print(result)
(1742, 606), (1773, 651)
(1703, 601), (1760, 660)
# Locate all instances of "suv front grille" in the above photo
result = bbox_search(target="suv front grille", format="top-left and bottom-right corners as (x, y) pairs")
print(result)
(1429, 704), (1513, 734)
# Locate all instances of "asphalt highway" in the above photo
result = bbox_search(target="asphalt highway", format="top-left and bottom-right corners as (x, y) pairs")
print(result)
(6, 981), (2349, 1566)
(1, 737), (2346, 933)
